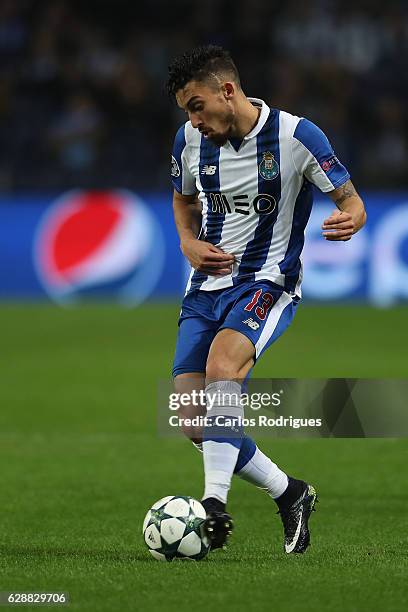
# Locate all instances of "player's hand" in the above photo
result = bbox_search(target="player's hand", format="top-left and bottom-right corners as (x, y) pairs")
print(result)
(181, 238), (235, 276)
(322, 210), (356, 241)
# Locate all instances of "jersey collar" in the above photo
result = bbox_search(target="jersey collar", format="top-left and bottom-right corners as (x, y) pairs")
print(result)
(243, 98), (270, 140)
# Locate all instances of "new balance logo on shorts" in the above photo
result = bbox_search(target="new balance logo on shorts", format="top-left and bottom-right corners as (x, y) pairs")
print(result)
(201, 165), (217, 175)
(242, 317), (260, 330)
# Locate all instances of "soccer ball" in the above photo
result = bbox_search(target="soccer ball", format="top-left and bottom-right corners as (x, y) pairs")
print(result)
(142, 495), (210, 561)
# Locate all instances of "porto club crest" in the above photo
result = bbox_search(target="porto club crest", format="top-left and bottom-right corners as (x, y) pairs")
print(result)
(259, 151), (279, 181)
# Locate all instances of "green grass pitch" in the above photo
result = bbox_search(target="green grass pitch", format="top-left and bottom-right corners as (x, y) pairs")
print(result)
(1, 303), (407, 611)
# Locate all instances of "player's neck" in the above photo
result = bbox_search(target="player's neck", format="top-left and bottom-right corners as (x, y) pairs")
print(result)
(230, 97), (261, 139)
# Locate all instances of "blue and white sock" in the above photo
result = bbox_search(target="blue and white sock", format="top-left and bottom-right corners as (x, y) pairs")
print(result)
(202, 380), (244, 504)
(234, 435), (288, 498)
(193, 436), (288, 499)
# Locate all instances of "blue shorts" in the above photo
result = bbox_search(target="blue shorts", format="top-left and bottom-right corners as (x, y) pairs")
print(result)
(172, 280), (299, 378)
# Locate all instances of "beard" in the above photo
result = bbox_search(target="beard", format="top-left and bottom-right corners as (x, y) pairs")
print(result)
(206, 106), (235, 147)
(207, 132), (229, 147)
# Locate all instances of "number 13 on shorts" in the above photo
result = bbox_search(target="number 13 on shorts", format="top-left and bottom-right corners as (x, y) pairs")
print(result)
(244, 289), (274, 321)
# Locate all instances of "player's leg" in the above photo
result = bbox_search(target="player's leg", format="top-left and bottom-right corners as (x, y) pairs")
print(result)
(219, 289), (299, 505)
(202, 329), (293, 512)
(189, 286), (298, 510)
(172, 287), (219, 441)
(198, 327), (254, 547)
(173, 372), (206, 446)
(201, 285), (298, 512)
(202, 327), (253, 506)
(175, 371), (291, 502)
(203, 283), (317, 553)
(175, 284), (309, 510)
(174, 327), (315, 553)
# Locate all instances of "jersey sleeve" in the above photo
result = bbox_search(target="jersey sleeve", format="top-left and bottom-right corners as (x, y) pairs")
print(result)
(171, 124), (196, 195)
(291, 118), (350, 192)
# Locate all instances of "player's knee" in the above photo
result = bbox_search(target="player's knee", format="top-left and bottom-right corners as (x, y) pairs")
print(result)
(206, 355), (239, 382)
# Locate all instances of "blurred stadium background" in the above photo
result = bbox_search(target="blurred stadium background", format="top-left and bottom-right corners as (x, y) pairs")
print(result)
(1, 1), (407, 611)
(1, 0), (408, 304)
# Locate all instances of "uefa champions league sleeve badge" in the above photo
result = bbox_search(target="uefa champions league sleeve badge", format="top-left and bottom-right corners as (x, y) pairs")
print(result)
(259, 151), (279, 180)
(171, 155), (180, 177)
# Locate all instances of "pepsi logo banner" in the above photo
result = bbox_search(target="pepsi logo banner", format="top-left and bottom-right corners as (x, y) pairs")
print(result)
(33, 190), (165, 306)
(0, 190), (408, 305)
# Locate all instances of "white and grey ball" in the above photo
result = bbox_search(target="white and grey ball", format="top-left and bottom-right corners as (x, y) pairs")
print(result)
(143, 495), (210, 561)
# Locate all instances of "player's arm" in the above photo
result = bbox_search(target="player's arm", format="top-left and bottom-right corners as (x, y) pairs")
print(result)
(291, 118), (367, 242)
(173, 189), (234, 276)
(322, 180), (367, 241)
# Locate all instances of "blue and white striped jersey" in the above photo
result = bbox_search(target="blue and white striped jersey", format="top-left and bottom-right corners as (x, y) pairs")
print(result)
(171, 98), (350, 296)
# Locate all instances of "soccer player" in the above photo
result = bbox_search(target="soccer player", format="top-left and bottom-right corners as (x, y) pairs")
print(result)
(166, 46), (366, 553)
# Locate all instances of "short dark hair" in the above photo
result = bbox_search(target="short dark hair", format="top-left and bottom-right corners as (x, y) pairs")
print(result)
(166, 45), (240, 98)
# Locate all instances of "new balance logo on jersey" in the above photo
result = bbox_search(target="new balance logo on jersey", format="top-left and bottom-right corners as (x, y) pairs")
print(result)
(242, 318), (260, 330)
(201, 165), (217, 175)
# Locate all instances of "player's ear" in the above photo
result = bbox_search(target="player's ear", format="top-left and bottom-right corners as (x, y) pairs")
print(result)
(222, 82), (235, 100)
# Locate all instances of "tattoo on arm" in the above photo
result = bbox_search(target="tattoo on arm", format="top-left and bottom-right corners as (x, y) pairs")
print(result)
(333, 180), (358, 206)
